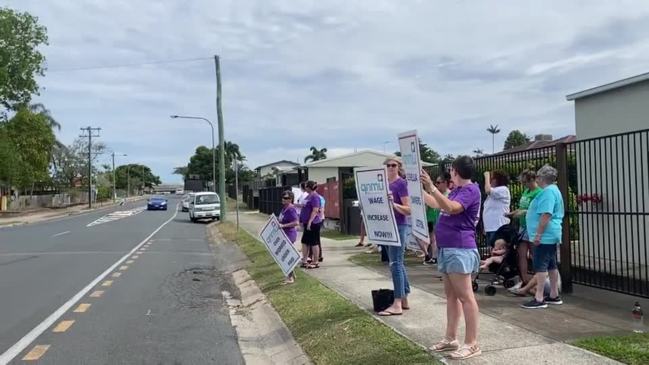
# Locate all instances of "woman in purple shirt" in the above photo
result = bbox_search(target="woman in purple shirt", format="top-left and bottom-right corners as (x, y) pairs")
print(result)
(378, 157), (412, 317)
(279, 190), (299, 284)
(421, 156), (482, 360)
(299, 181), (322, 269)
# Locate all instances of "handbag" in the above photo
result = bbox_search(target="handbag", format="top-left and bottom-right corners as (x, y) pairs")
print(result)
(371, 289), (394, 312)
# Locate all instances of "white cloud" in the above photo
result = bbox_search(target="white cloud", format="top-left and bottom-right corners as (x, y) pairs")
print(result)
(6, 0), (649, 182)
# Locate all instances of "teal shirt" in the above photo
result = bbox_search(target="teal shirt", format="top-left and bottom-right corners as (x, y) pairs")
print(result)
(526, 184), (564, 244)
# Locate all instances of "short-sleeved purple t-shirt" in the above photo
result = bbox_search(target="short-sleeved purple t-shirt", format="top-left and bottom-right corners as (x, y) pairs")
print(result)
(279, 205), (299, 243)
(299, 192), (322, 225)
(389, 177), (409, 226)
(435, 183), (481, 249)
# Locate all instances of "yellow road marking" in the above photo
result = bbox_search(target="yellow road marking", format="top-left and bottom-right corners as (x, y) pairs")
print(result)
(126, 260), (134, 264)
(112, 272), (122, 278)
(90, 290), (104, 298)
(119, 265), (128, 270)
(73, 303), (91, 313)
(131, 256), (139, 259)
(52, 320), (75, 333)
(22, 345), (50, 360)
(101, 280), (113, 287)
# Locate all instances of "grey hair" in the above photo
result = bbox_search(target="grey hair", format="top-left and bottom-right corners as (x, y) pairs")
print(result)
(537, 165), (558, 184)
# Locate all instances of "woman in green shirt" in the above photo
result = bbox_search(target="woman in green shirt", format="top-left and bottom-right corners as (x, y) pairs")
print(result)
(507, 169), (542, 286)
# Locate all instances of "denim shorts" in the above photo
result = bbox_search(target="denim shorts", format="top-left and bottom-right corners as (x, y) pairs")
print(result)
(533, 244), (558, 272)
(438, 248), (480, 274)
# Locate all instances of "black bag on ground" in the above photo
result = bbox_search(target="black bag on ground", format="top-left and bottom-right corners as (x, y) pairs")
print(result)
(371, 289), (394, 312)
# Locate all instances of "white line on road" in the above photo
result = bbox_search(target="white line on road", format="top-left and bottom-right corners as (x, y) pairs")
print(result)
(50, 231), (70, 238)
(0, 203), (179, 365)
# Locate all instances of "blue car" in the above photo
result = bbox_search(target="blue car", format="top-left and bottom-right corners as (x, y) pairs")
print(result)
(147, 196), (168, 210)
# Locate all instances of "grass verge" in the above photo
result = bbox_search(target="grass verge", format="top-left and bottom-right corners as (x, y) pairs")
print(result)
(349, 250), (424, 269)
(320, 229), (358, 241)
(217, 222), (440, 365)
(572, 333), (649, 365)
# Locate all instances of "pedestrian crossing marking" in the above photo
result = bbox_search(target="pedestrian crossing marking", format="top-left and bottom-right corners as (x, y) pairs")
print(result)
(86, 207), (146, 227)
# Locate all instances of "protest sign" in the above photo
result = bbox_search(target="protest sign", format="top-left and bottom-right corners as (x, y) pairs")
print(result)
(258, 215), (301, 276)
(354, 167), (400, 247)
(398, 130), (429, 242)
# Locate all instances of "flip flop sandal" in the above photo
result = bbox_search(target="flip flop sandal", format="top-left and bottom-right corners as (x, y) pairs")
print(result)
(377, 310), (402, 316)
(306, 264), (320, 269)
(449, 345), (482, 360)
(430, 339), (460, 352)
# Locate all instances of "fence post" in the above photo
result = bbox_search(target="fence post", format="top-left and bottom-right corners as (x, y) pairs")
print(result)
(556, 142), (573, 293)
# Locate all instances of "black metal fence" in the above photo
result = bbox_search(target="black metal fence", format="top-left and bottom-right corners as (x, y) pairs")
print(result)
(566, 129), (649, 297)
(258, 186), (288, 216)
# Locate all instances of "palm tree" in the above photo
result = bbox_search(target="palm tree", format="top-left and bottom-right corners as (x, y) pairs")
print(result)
(224, 141), (244, 162)
(304, 146), (328, 163)
(30, 103), (61, 131)
(487, 124), (500, 153)
(472, 148), (484, 157)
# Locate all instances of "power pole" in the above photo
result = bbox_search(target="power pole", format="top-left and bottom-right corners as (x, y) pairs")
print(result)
(215, 55), (226, 220)
(234, 160), (239, 231)
(112, 152), (116, 203)
(80, 127), (101, 209)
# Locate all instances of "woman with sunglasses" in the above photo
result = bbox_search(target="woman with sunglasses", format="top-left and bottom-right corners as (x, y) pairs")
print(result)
(279, 190), (299, 284)
(421, 156), (482, 360)
(299, 180), (322, 269)
(378, 156), (412, 316)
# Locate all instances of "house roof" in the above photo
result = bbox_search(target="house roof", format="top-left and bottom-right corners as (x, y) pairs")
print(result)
(305, 150), (435, 168)
(566, 71), (649, 101)
(254, 160), (300, 170)
(487, 135), (576, 157)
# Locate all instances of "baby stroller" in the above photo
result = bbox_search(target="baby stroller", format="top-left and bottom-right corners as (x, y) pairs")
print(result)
(472, 223), (521, 296)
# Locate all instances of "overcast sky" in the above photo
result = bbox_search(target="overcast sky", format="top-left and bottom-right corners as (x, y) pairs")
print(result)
(7, 0), (649, 183)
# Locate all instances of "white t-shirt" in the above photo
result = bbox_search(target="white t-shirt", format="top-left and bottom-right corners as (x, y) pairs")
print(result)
(295, 190), (308, 214)
(483, 185), (511, 232)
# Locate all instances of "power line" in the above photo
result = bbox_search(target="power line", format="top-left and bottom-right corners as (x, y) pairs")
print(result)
(47, 56), (212, 73)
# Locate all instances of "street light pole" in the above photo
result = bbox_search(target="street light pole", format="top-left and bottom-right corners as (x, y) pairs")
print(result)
(170, 115), (216, 194)
(127, 165), (130, 198)
(234, 159), (239, 231)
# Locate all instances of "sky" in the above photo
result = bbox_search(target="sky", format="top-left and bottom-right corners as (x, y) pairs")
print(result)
(7, 0), (649, 183)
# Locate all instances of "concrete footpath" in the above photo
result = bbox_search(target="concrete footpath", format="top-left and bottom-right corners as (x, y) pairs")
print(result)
(0, 196), (145, 227)
(238, 211), (624, 365)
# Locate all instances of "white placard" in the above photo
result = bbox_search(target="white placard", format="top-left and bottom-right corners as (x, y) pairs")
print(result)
(398, 130), (429, 242)
(258, 215), (301, 276)
(354, 167), (401, 247)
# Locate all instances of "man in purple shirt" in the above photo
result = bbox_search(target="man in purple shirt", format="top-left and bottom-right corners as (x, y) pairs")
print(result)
(299, 181), (322, 269)
(421, 156), (482, 360)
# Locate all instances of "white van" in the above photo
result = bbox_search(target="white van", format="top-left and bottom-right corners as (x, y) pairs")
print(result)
(188, 192), (220, 222)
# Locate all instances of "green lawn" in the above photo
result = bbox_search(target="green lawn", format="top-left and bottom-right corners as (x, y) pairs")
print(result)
(573, 333), (649, 365)
(217, 222), (440, 365)
(349, 250), (424, 269)
(320, 229), (358, 241)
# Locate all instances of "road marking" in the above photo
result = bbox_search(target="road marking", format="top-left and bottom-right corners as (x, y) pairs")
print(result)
(52, 320), (75, 333)
(86, 207), (146, 227)
(21, 345), (50, 361)
(89, 290), (104, 298)
(131, 255), (139, 259)
(119, 265), (128, 270)
(101, 280), (113, 287)
(51, 231), (70, 238)
(73, 303), (91, 313)
(111, 272), (122, 278)
(0, 204), (179, 364)
(126, 260), (134, 264)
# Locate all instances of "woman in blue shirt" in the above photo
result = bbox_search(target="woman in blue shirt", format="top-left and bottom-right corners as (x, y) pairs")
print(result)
(521, 165), (564, 309)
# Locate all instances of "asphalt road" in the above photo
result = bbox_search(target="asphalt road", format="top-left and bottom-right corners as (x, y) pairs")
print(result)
(0, 197), (244, 364)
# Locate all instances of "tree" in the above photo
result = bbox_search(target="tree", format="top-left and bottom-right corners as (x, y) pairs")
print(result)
(0, 7), (49, 113)
(473, 148), (484, 157)
(394, 139), (440, 163)
(304, 146), (328, 163)
(3, 106), (56, 192)
(503, 130), (531, 150)
(172, 166), (188, 177)
(114, 164), (160, 193)
(487, 124), (500, 153)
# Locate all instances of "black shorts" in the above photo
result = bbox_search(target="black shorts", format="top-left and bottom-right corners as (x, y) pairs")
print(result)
(427, 222), (435, 233)
(301, 222), (321, 246)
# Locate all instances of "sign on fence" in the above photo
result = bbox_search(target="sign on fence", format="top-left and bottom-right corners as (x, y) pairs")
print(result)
(398, 130), (429, 242)
(354, 167), (401, 247)
(258, 215), (301, 276)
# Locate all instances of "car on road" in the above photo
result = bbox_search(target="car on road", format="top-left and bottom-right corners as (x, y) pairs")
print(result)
(175, 188), (184, 195)
(147, 196), (168, 210)
(188, 192), (220, 222)
(181, 193), (195, 212)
